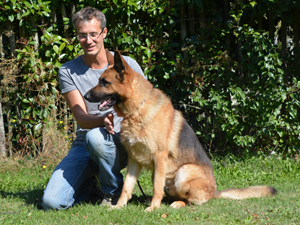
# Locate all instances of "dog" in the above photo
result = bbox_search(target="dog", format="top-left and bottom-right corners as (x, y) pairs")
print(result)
(84, 50), (277, 211)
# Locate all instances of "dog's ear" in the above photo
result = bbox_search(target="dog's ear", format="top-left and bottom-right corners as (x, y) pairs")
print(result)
(106, 49), (114, 65)
(114, 50), (132, 82)
(114, 50), (125, 74)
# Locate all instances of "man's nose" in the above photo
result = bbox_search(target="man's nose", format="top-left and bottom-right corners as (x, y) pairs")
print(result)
(86, 35), (93, 43)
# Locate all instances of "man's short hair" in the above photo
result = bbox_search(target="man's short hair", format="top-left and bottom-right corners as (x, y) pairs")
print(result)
(72, 6), (106, 32)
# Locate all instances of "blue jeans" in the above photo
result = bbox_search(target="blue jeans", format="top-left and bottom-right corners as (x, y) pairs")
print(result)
(41, 128), (128, 210)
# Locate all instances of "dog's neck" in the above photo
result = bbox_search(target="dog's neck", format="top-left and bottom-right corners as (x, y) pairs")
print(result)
(123, 88), (153, 119)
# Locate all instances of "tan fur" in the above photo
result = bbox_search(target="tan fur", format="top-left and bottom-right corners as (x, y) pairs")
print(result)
(84, 50), (277, 211)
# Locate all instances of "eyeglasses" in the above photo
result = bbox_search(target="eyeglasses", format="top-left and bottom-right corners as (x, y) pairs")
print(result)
(76, 30), (104, 41)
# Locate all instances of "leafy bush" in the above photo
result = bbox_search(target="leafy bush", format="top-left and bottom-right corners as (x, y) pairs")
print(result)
(0, 0), (299, 156)
(189, 24), (300, 155)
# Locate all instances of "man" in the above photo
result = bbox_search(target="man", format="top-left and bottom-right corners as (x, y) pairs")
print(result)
(42, 6), (145, 210)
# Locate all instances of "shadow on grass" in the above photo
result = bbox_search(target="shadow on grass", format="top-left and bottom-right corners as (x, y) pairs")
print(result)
(0, 188), (44, 211)
(1, 182), (167, 211)
(86, 193), (152, 207)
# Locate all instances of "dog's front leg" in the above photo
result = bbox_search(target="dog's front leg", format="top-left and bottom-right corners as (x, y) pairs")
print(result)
(145, 150), (168, 211)
(115, 157), (142, 208)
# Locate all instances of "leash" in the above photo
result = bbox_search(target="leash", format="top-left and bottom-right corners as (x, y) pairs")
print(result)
(137, 180), (149, 202)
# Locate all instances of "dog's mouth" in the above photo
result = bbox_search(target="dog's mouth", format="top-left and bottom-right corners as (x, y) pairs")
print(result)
(98, 95), (119, 111)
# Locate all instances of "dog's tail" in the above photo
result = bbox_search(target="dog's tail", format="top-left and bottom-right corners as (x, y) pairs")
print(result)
(213, 186), (277, 200)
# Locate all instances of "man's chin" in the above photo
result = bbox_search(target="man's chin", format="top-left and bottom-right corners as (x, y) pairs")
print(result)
(83, 47), (100, 55)
(84, 51), (99, 56)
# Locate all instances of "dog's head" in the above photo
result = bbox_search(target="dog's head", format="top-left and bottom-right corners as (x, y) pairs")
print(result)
(84, 49), (139, 116)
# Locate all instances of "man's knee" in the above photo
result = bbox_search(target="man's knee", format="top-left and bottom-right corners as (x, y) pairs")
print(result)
(41, 193), (72, 210)
(41, 194), (59, 210)
(41, 169), (75, 210)
(85, 128), (116, 158)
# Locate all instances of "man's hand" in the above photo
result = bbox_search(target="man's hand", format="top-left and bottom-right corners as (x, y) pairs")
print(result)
(104, 114), (115, 135)
(63, 90), (117, 130)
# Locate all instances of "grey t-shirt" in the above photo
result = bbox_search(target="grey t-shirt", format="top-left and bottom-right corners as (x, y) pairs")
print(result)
(58, 52), (145, 135)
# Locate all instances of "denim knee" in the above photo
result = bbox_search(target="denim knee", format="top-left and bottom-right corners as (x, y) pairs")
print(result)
(42, 193), (71, 210)
(85, 128), (116, 159)
(41, 169), (75, 210)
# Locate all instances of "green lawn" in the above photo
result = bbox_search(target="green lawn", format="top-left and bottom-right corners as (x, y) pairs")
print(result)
(0, 154), (299, 224)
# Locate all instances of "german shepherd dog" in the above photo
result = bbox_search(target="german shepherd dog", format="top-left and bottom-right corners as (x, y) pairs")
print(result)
(84, 50), (277, 211)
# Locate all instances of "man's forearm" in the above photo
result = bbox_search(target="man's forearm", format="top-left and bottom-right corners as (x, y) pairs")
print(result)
(75, 113), (106, 129)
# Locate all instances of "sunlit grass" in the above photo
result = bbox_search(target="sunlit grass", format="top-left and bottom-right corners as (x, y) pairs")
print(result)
(0, 153), (299, 224)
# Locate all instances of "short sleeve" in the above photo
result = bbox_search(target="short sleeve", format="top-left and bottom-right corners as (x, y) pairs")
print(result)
(58, 65), (77, 94)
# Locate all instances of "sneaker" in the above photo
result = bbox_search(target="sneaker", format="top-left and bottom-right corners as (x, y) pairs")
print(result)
(100, 194), (119, 207)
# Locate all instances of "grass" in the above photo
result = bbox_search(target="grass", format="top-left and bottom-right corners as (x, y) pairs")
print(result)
(1, 152), (300, 224)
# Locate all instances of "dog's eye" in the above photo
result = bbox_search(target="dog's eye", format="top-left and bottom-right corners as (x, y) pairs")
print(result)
(99, 78), (111, 87)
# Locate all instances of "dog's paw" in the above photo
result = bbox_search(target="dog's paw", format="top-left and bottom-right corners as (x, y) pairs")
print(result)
(144, 204), (161, 212)
(109, 204), (125, 211)
(144, 206), (155, 212)
(109, 205), (118, 210)
(170, 201), (186, 209)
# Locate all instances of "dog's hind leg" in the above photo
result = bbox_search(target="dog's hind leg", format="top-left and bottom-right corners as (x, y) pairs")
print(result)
(170, 164), (216, 208)
(115, 158), (142, 208)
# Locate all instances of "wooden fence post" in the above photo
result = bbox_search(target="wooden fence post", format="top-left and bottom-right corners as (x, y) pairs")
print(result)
(0, 97), (6, 158)
(0, 31), (5, 58)
(5, 23), (17, 156)
(5, 102), (12, 156)
(70, 2), (77, 139)
(0, 25), (6, 157)
(62, 2), (68, 137)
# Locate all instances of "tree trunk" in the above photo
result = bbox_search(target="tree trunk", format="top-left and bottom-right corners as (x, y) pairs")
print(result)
(70, 2), (76, 15)
(180, 2), (188, 60)
(268, 11), (275, 43)
(200, 4), (206, 29)
(167, 2), (175, 60)
(31, 19), (39, 51)
(280, 19), (287, 81)
(281, 20), (287, 59)
(51, 8), (58, 34)
(61, 3), (69, 38)
(293, 19), (299, 72)
(258, 13), (263, 30)
(188, 7), (195, 36)
(7, 21), (16, 58)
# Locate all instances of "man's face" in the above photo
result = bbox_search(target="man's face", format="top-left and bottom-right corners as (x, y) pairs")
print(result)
(76, 18), (107, 56)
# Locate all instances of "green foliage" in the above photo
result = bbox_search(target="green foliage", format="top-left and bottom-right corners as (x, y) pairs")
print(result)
(189, 23), (300, 155)
(0, 0), (51, 26)
(0, 0), (299, 156)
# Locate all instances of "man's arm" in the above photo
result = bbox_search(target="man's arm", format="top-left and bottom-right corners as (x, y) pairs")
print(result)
(63, 89), (115, 134)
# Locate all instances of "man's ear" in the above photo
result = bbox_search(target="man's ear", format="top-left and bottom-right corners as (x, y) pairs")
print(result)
(114, 50), (125, 74)
(106, 49), (114, 65)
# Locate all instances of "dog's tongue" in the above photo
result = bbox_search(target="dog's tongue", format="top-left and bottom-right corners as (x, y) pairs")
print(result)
(99, 100), (108, 109)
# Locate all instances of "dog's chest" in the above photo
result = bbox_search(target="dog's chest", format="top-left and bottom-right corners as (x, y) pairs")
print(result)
(121, 121), (155, 168)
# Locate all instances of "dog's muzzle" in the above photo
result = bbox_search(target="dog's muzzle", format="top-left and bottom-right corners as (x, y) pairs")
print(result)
(98, 96), (117, 111)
